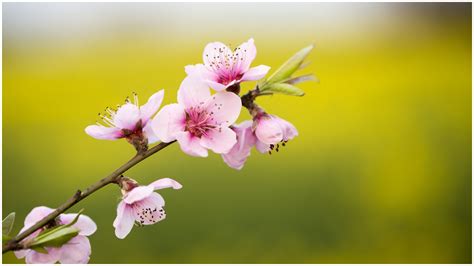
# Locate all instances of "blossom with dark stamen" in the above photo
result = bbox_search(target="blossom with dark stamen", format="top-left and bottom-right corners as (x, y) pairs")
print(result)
(185, 38), (270, 92)
(113, 178), (182, 239)
(221, 114), (298, 169)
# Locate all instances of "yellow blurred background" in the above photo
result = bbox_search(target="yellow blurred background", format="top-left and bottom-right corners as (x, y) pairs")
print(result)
(2, 2), (471, 263)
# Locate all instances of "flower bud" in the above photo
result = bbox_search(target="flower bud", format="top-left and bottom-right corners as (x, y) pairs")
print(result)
(117, 176), (139, 194)
(254, 113), (284, 145)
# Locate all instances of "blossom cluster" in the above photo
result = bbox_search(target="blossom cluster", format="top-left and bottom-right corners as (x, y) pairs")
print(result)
(86, 38), (298, 168)
(12, 38), (309, 264)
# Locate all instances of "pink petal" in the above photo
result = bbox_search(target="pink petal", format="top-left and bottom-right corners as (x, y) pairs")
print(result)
(151, 103), (186, 143)
(58, 236), (91, 264)
(233, 38), (257, 74)
(142, 122), (159, 144)
(255, 116), (284, 145)
(185, 64), (218, 81)
(241, 65), (271, 81)
(149, 178), (183, 190)
(221, 153), (246, 170)
(139, 90), (164, 123)
(24, 206), (54, 227)
(123, 185), (154, 204)
(59, 214), (97, 236)
(177, 76), (211, 108)
(132, 193), (166, 225)
(25, 248), (61, 264)
(14, 249), (30, 259)
(200, 127), (237, 154)
(113, 201), (135, 239)
(204, 92), (242, 127)
(233, 121), (257, 150)
(113, 103), (140, 130)
(274, 116), (298, 141)
(175, 131), (208, 157)
(221, 121), (256, 170)
(206, 80), (228, 91)
(255, 139), (270, 154)
(202, 41), (233, 70)
(15, 228), (41, 253)
(85, 125), (122, 140)
(185, 64), (227, 92)
(185, 64), (229, 91)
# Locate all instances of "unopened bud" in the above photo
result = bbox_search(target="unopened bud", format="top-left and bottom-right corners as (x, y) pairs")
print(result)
(117, 176), (139, 194)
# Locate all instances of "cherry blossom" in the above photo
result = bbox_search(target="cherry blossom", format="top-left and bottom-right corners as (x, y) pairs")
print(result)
(222, 114), (298, 169)
(185, 38), (270, 91)
(85, 90), (164, 145)
(152, 77), (242, 157)
(113, 178), (182, 239)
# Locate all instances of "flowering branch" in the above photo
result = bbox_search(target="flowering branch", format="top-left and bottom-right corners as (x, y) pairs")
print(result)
(2, 86), (263, 254)
(2, 141), (175, 254)
(4, 38), (314, 263)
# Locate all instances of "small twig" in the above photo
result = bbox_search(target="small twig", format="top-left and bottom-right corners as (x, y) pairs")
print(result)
(2, 141), (175, 253)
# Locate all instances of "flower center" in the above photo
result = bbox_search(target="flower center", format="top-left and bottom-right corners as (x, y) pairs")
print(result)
(97, 92), (141, 130)
(205, 45), (247, 83)
(185, 106), (216, 138)
(217, 73), (243, 85)
(134, 205), (165, 225)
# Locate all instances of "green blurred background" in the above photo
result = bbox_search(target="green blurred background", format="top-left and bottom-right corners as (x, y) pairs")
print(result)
(2, 2), (471, 263)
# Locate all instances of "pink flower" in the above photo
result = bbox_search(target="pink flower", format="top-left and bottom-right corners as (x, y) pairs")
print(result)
(221, 114), (298, 169)
(185, 38), (270, 91)
(221, 115), (298, 169)
(221, 121), (256, 170)
(85, 90), (164, 144)
(151, 77), (242, 157)
(14, 206), (97, 264)
(254, 114), (298, 153)
(113, 178), (182, 239)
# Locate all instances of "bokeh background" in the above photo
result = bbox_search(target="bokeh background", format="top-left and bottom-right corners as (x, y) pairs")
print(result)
(2, 2), (471, 263)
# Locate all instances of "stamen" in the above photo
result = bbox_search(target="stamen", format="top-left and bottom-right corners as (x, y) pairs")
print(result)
(106, 107), (115, 117)
(133, 92), (139, 106)
(101, 116), (115, 127)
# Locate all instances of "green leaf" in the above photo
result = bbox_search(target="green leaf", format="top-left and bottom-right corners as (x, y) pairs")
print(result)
(2, 212), (15, 236)
(31, 245), (48, 254)
(28, 226), (79, 248)
(3, 234), (11, 244)
(261, 44), (314, 90)
(27, 209), (83, 249)
(64, 209), (83, 227)
(283, 74), (317, 85)
(264, 83), (305, 96)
